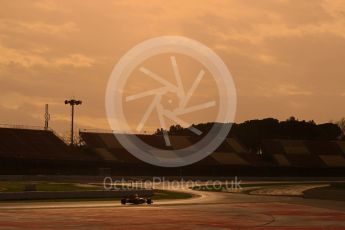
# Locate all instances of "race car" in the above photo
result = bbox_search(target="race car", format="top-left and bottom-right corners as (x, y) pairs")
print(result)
(121, 194), (153, 205)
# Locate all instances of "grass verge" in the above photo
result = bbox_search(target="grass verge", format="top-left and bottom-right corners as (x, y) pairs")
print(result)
(0, 181), (193, 202)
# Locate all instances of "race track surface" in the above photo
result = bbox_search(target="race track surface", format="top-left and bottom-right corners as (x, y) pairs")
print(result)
(1, 182), (345, 229)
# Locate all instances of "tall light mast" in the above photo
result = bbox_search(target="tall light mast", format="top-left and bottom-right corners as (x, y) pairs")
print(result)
(64, 99), (82, 145)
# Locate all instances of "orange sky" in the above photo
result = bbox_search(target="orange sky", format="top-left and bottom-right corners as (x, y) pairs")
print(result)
(1, 0), (345, 135)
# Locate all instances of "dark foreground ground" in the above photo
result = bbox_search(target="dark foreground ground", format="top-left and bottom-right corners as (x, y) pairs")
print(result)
(1, 202), (345, 229)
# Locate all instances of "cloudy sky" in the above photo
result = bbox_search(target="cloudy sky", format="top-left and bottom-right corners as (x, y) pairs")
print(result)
(1, 0), (345, 135)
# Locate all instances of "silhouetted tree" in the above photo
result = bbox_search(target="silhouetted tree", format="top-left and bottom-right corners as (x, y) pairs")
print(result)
(154, 117), (342, 150)
(155, 128), (164, 135)
(337, 118), (345, 140)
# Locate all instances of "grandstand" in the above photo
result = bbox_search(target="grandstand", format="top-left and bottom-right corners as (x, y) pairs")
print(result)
(79, 131), (143, 163)
(0, 126), (344, 175)
(262, 140), (345, 168)
(0, 126), (96, 161)
(79, 130), (269, 167)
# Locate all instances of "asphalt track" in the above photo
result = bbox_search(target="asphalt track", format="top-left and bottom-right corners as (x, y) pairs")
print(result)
(0, 183), (345, 229)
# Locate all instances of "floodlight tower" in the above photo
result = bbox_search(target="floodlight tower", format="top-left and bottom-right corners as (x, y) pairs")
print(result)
(64, 99), (82, 145)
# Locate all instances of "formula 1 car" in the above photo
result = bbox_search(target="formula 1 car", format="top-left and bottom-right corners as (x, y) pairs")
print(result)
(121, 194), (153, 205)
